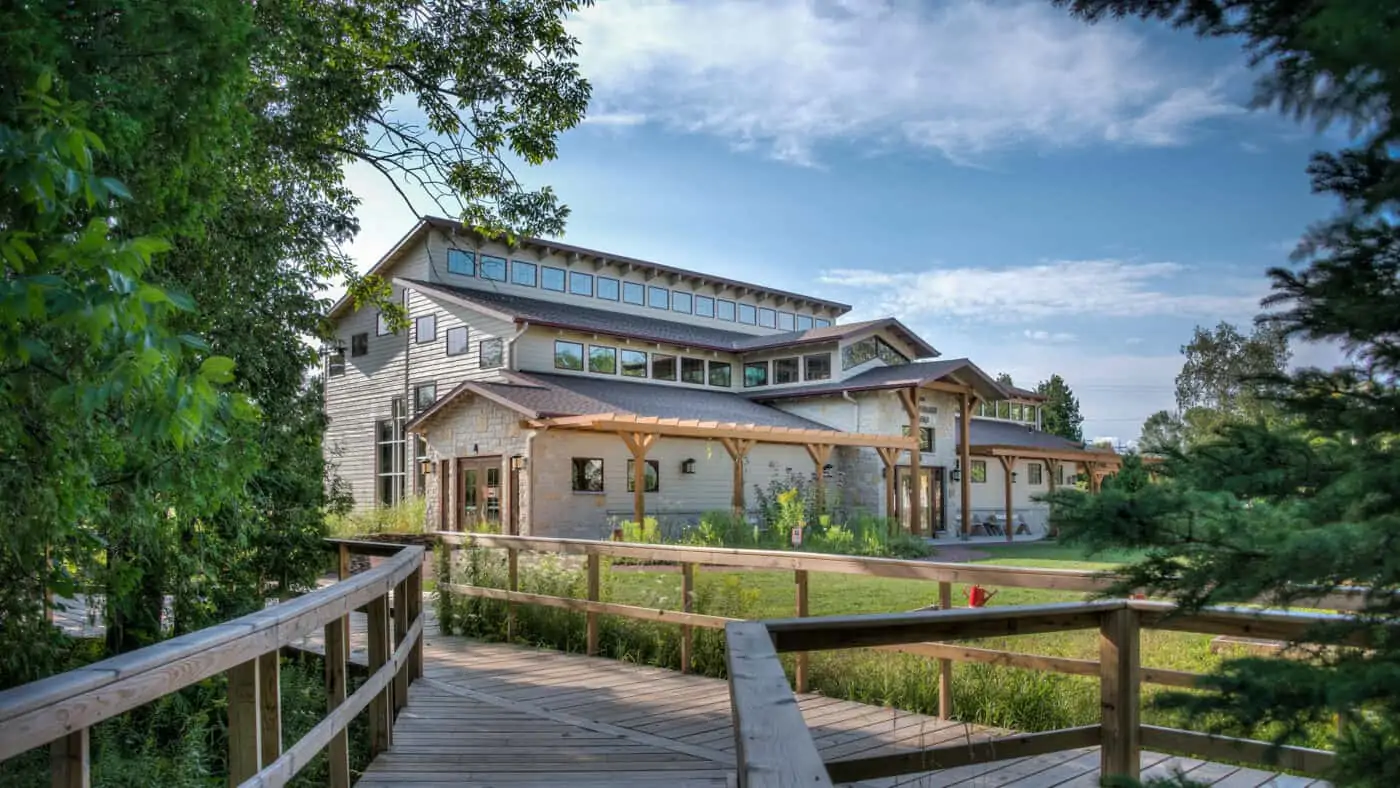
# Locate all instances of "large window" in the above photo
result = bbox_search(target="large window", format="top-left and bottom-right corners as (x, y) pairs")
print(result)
(708, 361), (732, 387)
(351, 333), (368, 357)
(571, 458), (604, 493)
(376, 311), (393, 336)
(621, 349), (648, 377)
(446, 326), (468, 356)
(554, 341), (584, 370)
(1028, 463), (1044, 485)
(672, 291), (692, 314)
(971, 460), (987, 483)
(375, 398), (408, 505)
(480, 337), (504, 369)
(815, 318), (832, 328)
(597, 277), (620, 301)
(648, 286), (669, 310)
(511, 260), (537, 287)
(902, 426), (934, 452)
(542, 266), (566, 292)
(627, 459), (660, 492)
(717, 300), (737, 322)
(744, 361), (768, 387)
(773, 357), (799, 384)
(695, 295), (715, 318)
(681, 357), (705, 385)
(651, 353), (677, 381)
(738, 303), (757, 325)
(757, 307), (777, 328)
(415, 314), (436, 344)
(328, 349), (346, 377)
(414, 382), (437, 414)
(412, 435), (428, 496)
(569, 271), (594, 296)
(841, 336), (910, 370)
(777, 312), (795, 331)
(588, 345), (617, 374)
(623, 282), (645, 305)
(447, 248), (475, 276)
(804, 353), (831, 381)
(480, 255), (507, 282)
(796, 315), (814, 331)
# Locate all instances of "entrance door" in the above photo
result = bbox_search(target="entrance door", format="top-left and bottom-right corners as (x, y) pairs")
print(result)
(456, 457), (503, 531)
(896, 467), (946, 535)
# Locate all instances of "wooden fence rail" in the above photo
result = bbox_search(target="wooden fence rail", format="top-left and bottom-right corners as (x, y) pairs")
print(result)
(0, 541), (425, 788)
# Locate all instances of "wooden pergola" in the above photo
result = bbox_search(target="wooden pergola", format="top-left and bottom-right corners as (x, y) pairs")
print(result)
(527, 413), (920, 530)
(969, 444), (1122, 541)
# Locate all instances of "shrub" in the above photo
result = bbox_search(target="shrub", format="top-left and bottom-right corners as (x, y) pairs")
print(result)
(326, 496), (427, 537)
(618, 517), (661, 544)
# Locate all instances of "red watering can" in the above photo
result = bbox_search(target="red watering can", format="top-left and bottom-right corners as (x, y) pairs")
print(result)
(966, 585), (998, 608)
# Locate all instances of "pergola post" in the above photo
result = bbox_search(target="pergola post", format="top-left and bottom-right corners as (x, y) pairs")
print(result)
(619, 431), (657, 527)
(804, 443), (834, 516)
(719, 437), (754, 520)
(997, 455), (1017, 543)
(876, 447), (899, 531)
(959, 392), (973, 538)
(897, 388), (922, 537)
(1045, 459), (1060, 538)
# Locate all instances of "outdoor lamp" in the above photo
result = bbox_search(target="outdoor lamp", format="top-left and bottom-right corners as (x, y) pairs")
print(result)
(681, 458), (697, 474)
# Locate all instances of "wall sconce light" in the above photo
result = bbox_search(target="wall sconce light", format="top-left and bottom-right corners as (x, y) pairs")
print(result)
(472, 443), (479, 455)
(681, 458), (697, 474)
(419, 459), (435, 476)
(950, 459), (961, 483)
(510, 456), (528, 471)
(822, 463), (834, 478)
(1012, 471), (1019, 482)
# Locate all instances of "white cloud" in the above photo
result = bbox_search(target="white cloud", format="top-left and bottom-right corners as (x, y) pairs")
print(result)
(1125, 337), (1144, 345)
(583, 112), (648, 127)
(822, 259), (1266, 321)
(1024, 329), (1077, 343)
(570, 0), (1242, 164)
(1240, 140), (1266, 154)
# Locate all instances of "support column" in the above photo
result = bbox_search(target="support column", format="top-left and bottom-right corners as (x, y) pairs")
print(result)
(959, 392), (973, 538)
(804, 443), (834, 516)
(897, 388), (922, 537)
(998, 455), (1017, 543)
(876, 447), (899, 530)
(720, 437), (754, 519)
(619, 431), (658, 526)
(1046, 459), (1060, 539)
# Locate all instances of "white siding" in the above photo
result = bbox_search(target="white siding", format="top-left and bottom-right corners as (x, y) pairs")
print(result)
(405, 288), (516, 398)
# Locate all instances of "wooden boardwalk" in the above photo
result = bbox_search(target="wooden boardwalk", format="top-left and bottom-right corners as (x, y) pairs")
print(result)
(353, 619), (1327, 788)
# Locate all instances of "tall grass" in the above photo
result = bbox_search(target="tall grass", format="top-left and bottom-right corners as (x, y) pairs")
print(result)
(326, 497), (426, 538)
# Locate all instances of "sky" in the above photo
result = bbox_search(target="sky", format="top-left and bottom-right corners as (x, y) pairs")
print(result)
(342, 0), (1347, 443)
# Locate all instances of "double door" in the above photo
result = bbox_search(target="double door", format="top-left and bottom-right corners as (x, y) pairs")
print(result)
(896, 466), (945, 535)
(456, 457), (502, 531)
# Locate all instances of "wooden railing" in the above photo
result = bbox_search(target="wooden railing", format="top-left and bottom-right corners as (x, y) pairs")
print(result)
(727, 601), (1348, 787)
(0, 540), (425, 788)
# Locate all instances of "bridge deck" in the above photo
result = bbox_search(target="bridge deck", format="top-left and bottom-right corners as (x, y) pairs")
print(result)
(354, 622), (1324, 788)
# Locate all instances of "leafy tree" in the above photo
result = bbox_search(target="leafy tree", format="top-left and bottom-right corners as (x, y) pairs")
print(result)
(995, 372), (1015, 388)
(1175, 320), (1290, 435)
(1138, 409), (1186, 454)
(1036, 374), (1085, 442)
(1053, 1), (1400, 785)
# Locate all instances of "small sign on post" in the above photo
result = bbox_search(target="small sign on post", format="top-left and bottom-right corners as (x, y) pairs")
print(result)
(790, 526), (803, 547)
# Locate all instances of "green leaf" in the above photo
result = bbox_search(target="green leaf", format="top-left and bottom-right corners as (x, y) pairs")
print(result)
(100, 177), (132, 201)
(199, 355), (236, 383)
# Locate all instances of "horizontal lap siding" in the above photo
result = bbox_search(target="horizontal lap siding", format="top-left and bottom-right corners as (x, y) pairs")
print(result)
(405, 289), (516, 397)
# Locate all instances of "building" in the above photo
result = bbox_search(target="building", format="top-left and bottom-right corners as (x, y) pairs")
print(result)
(323, 216), (1120, 539)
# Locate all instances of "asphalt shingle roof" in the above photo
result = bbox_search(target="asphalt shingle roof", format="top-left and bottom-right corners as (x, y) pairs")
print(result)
(956, 418), (1088, 452)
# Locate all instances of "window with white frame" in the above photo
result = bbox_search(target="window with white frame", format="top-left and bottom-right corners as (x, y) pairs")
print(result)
(375, 398), (408, 506)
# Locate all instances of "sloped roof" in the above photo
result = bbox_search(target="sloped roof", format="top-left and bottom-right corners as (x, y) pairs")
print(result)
(1002, 384), (1046, 402)
(957, 418), (1093, 452)
(407, 371), (832, 433)
(743, 358), (1007, 402)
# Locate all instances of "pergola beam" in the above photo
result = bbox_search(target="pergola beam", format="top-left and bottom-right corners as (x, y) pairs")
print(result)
(531, 415), (917, 451)
(619, 431), (658, 528)
(972, 444), (1122, 467)
(720, 437), (754, 519)
(896, 388), (923, 537)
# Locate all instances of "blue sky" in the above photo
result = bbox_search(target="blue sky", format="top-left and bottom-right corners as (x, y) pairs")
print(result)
(344, 0), (1343, 442)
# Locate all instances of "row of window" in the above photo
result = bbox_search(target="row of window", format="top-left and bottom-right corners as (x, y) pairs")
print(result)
(327, 321), (505, 378)
(447, 248), (832, 331)
(551, 340), (834, 388)
(570, 458), (659, 493)
(976, 399), (1041, 425)
(966, 460), (1057, 485)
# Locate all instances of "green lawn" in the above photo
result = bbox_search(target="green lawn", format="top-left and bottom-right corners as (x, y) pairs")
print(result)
(966, 541), (1148, 571)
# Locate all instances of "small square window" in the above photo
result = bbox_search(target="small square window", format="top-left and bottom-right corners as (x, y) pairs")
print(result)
(480, 255), (507, 282)
(446, 326), (468, 356)
(588, 345), (617, 374)
(415, 314), (436, 344)
(651, 353), (677, 381)
(597, 277), (620, 301)
(572, 458), (604, 493)
(623, 282), (645, 305)
(738, 304), (757, 325)
(902, 426), (934, 453)
(351, 333), (369, 357)
(554, 340), (584, 371)
(627, 459), (660, 492)
(512, 260), (538, 287)
(1028, 463), (1044, 485)
(708, 361), (732, 387)
(681, 357), (705, 384)
(744, 361), (768, 387)
(542, 266), (566, 292)
(672, 292), (692, 314)
(694, 295), (715, 318)
(814, 318), (832, 328)
(758, 308), (777, 328)
(414, 382), (437, 414)
(620, 349), (648, 377)
(717, 300), (737, 322)
(569, 271), (594, 296)
(803, 353), (831, 381)
(328, 350), (346, 377)
(796, 315), (814, 331)
(648, 286), (669, 310)
(376, 311), (393, 336)
(972, 460), (987, 483)
(447, 249), (475, 276)
(773, 357), (799, 384)
(777, 312), (795, 331)
(480, 337), (504, 369)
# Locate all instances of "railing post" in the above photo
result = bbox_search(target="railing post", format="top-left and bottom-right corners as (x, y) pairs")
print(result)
(257, 651), (281, 768)
(367, 592), (393, 754)
(226, 657), (262, 785)
(393, 577), (410, 716)
(1100, 604), (1141, 781)
(50, 728), (89, 788)
(408, 562), (424, 682)
(324, 614), (351, 788)
(586, 552), (601, 656)
(507, 547), (519, 642)
(680, 562), (695, 673)
(795, 569), (809, 693)
(337, 543), (350, 580)
(938, 580), (953, 719)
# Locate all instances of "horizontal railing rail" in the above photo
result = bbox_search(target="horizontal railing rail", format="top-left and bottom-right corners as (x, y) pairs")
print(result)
(0, 541), (426, 788)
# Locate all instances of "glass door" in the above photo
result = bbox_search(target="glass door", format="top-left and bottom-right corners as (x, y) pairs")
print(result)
(456, 457), (503, 531)
(896, 467), (942, 535)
